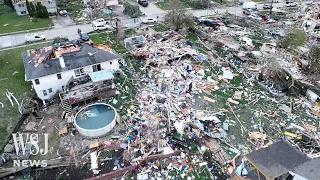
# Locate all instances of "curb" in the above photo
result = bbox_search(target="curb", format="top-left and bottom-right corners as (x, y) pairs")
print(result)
(0, 26), (54, 37)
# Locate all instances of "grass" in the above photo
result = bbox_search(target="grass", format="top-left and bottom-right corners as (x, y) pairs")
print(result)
(186, 32), (198, 41)
(252, 0), (267, 2)
(0, 43), (51, 148)
(156, 0), (190, 10)
(56, 0), (83, 22)
(152, 23), (167, 32)
(0, 12), (52, 34)
(89, 32), (128, 54)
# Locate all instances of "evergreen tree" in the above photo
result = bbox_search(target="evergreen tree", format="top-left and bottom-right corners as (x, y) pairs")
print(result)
(30, 3), (36, 17)
(4, 0), (14, 9)
(26, 0), (34, 17)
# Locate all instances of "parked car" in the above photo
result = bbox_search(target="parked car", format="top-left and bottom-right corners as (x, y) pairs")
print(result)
(93, 24), (110, 31)
(25, 34), (45, 43)
(285, 2), (297, 7)
(79, 32), (89, 41)
(193, 16), (206, 23)
(138, 0), (148, 7)
(243, 9), (255, 15)
(203, 20), (221, 28)
(248, 14), (263, 21)
(142, 18), (157, 24)
(59, 10), (68, 16)
(242, 2), (258, 10)
(263, 4), (272, 9)
(92, 18), (108, 26)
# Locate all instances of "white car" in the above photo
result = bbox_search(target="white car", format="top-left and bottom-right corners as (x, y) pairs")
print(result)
(248, 14), (262, 21)
(142, 18), (157, 24)
(285, 2), (297, 7)
(25, 34), (45, 43)
(93, 24), (110, 31)
(92, 18), (107, 26)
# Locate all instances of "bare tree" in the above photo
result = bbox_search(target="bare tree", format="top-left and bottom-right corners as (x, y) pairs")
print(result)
(164, 0), (194, 30)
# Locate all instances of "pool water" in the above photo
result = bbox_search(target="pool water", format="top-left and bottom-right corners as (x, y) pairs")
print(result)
(76, 104), (116, 130)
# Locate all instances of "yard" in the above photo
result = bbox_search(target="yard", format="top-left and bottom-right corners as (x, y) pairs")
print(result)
(0, 43), (50, 148)
(156, 0), (190, 10)
(89, 32), (128, 55)
(0, 12), (52, 34)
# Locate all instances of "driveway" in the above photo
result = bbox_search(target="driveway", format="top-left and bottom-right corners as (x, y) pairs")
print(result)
(139, 2), (166, 16)
(51, 15), (76, 29)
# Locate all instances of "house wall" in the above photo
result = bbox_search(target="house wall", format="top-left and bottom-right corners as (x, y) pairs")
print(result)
(13, 2), (28, 15)
(12, 0), (57, 15)
(31, 59), (119, 100)
(289, 172), (308, 180)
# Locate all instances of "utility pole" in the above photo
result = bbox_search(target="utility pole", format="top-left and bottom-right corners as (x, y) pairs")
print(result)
(269, 0), (273, 15)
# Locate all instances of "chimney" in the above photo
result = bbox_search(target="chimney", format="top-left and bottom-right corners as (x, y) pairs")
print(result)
(59, 56), (66, 68)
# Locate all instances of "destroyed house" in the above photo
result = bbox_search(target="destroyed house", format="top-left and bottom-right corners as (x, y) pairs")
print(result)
(244, 140), (310, 180)
(22, 42), (120, 101)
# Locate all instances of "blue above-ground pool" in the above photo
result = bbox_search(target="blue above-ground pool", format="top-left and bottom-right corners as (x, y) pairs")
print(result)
(74, 103), (117, 137)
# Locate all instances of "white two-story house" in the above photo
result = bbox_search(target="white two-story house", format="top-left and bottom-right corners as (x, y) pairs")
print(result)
(22, 41), (120, 100)
(12, 0), (57, 15)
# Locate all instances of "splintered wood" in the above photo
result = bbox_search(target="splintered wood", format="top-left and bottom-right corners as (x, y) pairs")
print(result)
(204, 96), (216, 103)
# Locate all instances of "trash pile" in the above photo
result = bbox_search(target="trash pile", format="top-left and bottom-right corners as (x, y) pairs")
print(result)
(116, 28), (320, 179)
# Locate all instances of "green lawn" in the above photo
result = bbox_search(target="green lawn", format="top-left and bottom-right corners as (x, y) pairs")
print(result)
(151, 23), (168, 32)
(89, 32), (128, 54)
(0, 43), (51, 148)
(156, 0), (190, 10)
(0, 12), (52, 34)
(57, 0), (83, 22)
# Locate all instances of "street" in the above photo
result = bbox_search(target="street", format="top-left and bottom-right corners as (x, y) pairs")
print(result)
(0, 0), (311, 49)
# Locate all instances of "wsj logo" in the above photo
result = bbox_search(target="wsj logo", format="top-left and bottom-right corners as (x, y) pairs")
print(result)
(12, 133), (49, 167)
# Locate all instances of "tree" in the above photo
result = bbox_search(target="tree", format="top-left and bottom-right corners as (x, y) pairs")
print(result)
(306, 46), (320, 75)
(35, 2), (49, 18)
(30, 3), (36, 17)
(26, 0), (35, 17)
(164, 0), (194, 30)
(279, 29), (307, 49)
(123, 2), (142, 18)
(4, 0), (14, 9)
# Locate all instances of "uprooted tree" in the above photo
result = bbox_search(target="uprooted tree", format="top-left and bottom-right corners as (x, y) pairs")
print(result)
(123, 2), (142, 18)
(306, 45), (320, 75)
(164, 0), (194, 30)
(278, 29), (307, 49)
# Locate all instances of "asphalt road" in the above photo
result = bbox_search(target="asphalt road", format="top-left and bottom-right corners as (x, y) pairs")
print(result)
(0, 0), (312, 49)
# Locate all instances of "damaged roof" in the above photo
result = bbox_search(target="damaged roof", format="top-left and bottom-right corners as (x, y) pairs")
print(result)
(22, 42), (120, 81)
(290, 158), (320, 180)
(245, 140), (310, 179)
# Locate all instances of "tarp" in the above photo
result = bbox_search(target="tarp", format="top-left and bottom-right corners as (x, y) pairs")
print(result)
(88, 70), (114, 82)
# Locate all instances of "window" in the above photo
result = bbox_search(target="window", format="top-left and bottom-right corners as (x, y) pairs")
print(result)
(18, 4), (24, 7)
(21, 11), (27, 14)
(57, 73), (62, 80)
(48, 88), (53, 93)
(92, 64), (101, 72)
(61, 86), (65, 91)
(42, 90), (47, 96)
(110, 61), (112, 65)
(74, 68), (85, 77)
(35, 79), (40, 85)
(48, 0), (51, 4)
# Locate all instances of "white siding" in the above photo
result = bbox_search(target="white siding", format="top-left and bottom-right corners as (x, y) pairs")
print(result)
(31, 59), (119, 100)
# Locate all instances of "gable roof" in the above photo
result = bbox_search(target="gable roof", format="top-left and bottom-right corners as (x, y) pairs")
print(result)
(22, 42), (120, 81)
(245, 140), (310, 179)
(290, 158), (320, 180)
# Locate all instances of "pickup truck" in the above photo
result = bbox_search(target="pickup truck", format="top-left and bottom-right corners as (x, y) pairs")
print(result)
(92, 19), (108, 26)
(25, 34), (45, 43)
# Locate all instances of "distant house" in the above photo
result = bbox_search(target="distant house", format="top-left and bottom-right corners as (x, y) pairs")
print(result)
(22, 41), (120, 101)
(11, 0), (57, 15)
(243, 140), (311, 180)
(289, 158), (320, 180)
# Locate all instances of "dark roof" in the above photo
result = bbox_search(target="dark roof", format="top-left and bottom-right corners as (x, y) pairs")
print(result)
(245, 140), (310, 179)
(290, 158), (320, 180)
(22, 42), (120, 81)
